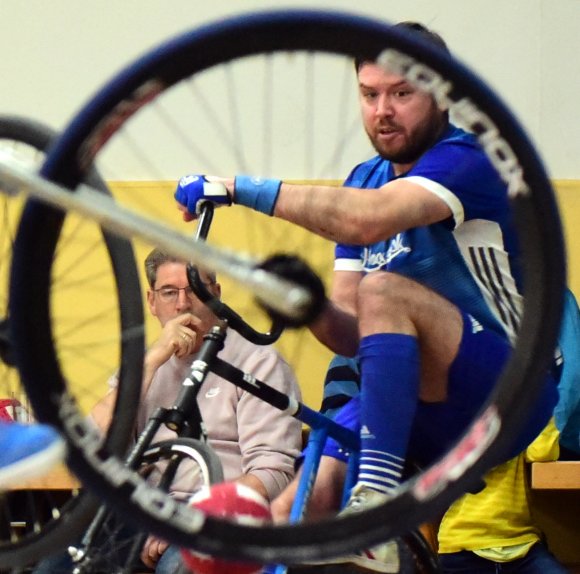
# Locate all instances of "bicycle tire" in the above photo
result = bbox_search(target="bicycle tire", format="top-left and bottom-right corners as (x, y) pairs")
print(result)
(0, 115), (144, 569)
(145, 437), (223, 477)
(8, 10), (565, 565)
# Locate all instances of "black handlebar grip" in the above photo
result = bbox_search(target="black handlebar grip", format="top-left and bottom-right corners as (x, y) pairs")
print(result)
(256, 254), (326, 327)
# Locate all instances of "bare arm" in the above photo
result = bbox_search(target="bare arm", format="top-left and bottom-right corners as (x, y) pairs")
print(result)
(271, 455), (348, 523)
(90, 389), (118, 433)
(310, 270), (362, 356)
(179, 177), (453, 243)
(273, 179), (452, 244)
(235, 473), (269, 501)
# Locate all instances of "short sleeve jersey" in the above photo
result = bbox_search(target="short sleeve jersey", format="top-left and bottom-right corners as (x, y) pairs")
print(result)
(335, 125), (522, 341)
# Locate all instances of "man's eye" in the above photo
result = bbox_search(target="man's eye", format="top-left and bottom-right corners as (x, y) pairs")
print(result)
(162, 289), (177, 297)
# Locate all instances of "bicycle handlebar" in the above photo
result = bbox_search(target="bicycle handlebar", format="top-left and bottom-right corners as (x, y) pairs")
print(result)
(187, 202), (286, 345)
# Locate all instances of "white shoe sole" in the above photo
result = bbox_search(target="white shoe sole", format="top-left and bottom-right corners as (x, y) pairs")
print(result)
(300, 552), (399, 573)
(345, 554), (400, 573)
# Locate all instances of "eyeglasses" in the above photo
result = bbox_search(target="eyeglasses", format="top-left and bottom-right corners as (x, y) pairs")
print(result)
(153, 285), (211, 303)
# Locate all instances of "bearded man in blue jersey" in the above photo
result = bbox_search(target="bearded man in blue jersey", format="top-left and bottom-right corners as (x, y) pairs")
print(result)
(173, 22), (559, 573)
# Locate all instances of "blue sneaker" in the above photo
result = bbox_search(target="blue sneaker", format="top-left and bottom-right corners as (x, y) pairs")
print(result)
(0, 421), (66, 489)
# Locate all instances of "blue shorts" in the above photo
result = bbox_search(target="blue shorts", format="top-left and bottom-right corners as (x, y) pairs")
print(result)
(322, 311), (558, 468)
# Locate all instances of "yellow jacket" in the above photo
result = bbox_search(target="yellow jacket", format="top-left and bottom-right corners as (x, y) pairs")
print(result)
(438, 418), (559, 555)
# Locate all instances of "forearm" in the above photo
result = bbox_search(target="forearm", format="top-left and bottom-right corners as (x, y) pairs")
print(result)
(235, 474), (270, 502)
(226, 177), (380, 244)
(274, 183), (369, 243)
(272, 180), (451, 244)
(310, 299), (360, 356)
(271, 455), (347, 523)
(178, 175), (452, 244)
(231, 178), (375, 243)
(89, 389), (117, 433)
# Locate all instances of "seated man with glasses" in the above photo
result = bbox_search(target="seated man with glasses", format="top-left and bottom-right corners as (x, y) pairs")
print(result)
(88, 248), (302, 573)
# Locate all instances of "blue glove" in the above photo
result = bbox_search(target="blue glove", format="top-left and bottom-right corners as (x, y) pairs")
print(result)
(174, 174), (231, 215)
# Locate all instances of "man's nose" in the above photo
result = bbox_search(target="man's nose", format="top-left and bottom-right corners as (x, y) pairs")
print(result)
(376, 94), (394, 117)
(175, 290), (192, 309)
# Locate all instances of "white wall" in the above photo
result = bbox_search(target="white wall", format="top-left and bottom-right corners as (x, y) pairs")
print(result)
(0, 0), (578, 178)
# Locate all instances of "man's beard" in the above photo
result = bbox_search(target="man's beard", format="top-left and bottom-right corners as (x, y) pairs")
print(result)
(370, 114), (446, 166)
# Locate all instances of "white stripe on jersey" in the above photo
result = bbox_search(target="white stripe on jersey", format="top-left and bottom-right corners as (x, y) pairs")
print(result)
(334, 258), (364, 272)
(454, 219), (523, 342)
(404, 175), (465, 227)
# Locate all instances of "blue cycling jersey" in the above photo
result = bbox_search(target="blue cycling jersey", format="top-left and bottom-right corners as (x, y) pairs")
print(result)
(335, 124), (522, 341)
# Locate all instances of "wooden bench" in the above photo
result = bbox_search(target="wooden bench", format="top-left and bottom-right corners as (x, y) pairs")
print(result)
(529, 461), (580, 572)
(530, 460), (580, 489)
(8, 464), (80, 490)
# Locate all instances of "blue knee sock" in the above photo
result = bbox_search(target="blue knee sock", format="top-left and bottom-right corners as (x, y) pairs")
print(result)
(358, 333), (419, 494)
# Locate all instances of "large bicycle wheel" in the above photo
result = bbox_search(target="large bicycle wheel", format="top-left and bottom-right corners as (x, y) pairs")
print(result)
(0, 115), (144, 569)
(9, 10), (565, 566)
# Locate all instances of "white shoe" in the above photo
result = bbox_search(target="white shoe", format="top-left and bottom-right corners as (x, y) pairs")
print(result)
(301, 485), (400, 573)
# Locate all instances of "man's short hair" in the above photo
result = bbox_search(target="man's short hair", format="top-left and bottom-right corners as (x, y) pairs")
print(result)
(355, 21), (450, 71)
(394, 21), (450, 54)
(144, 248), (216, 289)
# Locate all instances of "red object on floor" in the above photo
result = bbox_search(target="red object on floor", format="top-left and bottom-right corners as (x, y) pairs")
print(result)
(180, 482), (271, 574)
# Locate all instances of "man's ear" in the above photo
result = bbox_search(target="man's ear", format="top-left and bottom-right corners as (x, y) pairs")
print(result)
(146, 290), (157, 316)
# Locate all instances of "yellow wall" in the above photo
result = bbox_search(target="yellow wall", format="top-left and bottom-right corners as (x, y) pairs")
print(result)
(1, 194), (124, 416)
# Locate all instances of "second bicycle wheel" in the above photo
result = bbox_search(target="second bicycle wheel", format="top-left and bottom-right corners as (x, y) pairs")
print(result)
(0, 115), (145, 569)
(9, 9), (565, 566)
